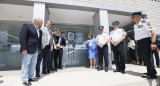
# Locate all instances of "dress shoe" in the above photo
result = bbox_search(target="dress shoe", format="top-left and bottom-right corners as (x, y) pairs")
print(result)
(105, 70), (108, 72)
(51, 68), (54, 71)
(36, 73), (40, 77)
(142, 75), (148, 78)
(23, 81), (31, 86)
(42, 71), (47, 74)
(143, 73), (148, 75)
(55, 69), (57, 72)
(47, 70), (50, 73)
(147, 75), (157, 79)
(97, 69), (103, 71)
(121, 71), (125, 74)
(113, 70), (120, 72)
(29, 78), (36, 82)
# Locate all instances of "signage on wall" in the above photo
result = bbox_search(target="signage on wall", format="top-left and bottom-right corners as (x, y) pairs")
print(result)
(67, 31), (75, 41)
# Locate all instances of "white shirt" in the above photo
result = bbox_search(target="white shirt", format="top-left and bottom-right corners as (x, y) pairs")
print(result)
(96, 32), (110, 45)
(110, 28), (126, 42)
(134, 18), (154, 41)
(46, 28), (51, 45)
(34, 25), (40, 38)
(89, 40), (92, 46)
(128, 40), (135, 49)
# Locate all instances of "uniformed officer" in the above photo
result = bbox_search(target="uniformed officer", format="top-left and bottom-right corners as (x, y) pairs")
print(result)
(96, 25), (110, 72)
(131, 11), (157, 79)
(110, 21), (126, 74)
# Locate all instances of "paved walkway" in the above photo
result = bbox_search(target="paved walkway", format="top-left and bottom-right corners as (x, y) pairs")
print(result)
(0, 64), (160, 86)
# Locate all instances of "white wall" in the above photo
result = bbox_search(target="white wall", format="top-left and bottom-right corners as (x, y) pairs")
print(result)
(74, 0), (160, 33)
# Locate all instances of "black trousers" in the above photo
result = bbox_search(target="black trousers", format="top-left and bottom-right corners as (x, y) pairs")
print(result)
(50, 49), (55, 70)
(98, 45), (108, 70)
(36, 45), (51, 74)
(112, 43), (125, 71)
(137, 37), (157, 76)
(54, 48), (63, 70)
(129, 48), (136, 61)
(137, 47), (143, 64)
(152, 50), (160, 66)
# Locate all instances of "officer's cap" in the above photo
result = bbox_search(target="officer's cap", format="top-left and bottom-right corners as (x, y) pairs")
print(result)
(98, 25), (104, 29)
(112, 21), (120, 25)
(131, 11), (142, 17)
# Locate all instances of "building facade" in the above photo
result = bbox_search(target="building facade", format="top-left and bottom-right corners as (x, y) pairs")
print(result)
(0, 0), (159, 70)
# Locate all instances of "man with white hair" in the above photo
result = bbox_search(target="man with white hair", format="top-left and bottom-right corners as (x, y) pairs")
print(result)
(19, 18), (43, 85)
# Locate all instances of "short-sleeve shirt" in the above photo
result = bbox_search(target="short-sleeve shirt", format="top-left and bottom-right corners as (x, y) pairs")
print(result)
(110, 28), (126, 42)
(96, 32), (110, 45)
(128, 40), (135, 49)
(134, 18), (154, 41)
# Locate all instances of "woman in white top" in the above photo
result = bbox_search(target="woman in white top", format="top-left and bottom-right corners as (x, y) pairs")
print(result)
(128, 36), (137, 64)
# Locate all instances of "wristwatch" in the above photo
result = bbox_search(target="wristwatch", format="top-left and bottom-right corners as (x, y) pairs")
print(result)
(152, 42), (156, 45)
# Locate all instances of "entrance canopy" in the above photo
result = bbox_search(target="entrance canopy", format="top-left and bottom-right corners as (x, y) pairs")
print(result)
(0, 0), (145, 27)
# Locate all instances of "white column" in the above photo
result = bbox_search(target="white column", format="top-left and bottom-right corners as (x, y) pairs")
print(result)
(93, 9), (112, 69)
(33, 2), (50, 27)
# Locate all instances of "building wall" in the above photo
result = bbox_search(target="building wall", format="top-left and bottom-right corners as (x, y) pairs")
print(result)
(74, 0), (160, 33)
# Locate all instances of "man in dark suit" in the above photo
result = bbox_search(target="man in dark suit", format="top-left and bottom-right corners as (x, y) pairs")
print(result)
(54, 32), (66, 71)
(19, 18), (43, 85)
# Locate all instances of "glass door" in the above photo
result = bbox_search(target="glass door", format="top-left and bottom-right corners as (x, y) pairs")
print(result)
(52, 24), (90, 67)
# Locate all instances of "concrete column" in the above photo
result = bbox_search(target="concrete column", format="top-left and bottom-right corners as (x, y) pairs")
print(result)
(33, 2), (50, 27)
(93, 9), (112, 69)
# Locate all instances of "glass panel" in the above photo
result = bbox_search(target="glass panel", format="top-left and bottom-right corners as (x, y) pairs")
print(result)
(52, 24), (90, 66)
(0, 20), (32, 70)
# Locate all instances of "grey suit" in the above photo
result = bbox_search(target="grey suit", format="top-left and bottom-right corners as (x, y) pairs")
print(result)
(40, 27), (53, 49)
(36, 27), (53, 74)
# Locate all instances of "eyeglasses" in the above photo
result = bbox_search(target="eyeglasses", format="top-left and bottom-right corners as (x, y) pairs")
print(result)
(47, 23), (52, 25)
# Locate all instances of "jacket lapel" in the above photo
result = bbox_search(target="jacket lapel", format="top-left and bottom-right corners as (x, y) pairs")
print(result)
(31, 24), (38, 38)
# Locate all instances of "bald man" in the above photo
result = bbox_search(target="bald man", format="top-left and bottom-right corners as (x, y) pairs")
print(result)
(19, 18), (43, 85)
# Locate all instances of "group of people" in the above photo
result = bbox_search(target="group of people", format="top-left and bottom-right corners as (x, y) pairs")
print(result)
(85, 11), (158, 79)
(86, 20), (126, 73)
(127, 35), (160, 67)
(19, 19), (66, 85)
(19, 11), (158, 86)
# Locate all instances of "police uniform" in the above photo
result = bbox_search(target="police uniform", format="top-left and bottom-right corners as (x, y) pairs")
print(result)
(110, 21), (126, 73)
(96, 26), (110, 71)
(132, 12), (157, 78)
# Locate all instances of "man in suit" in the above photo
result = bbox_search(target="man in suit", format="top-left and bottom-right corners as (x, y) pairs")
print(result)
(36, 20), (56, 77)
(54, 32), (66, 71)
(19, 18), (43, 85)
(50, 28), (59, 71)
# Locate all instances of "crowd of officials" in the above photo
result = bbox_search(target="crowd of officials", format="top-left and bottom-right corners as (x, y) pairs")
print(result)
(19, 11), (159, 86)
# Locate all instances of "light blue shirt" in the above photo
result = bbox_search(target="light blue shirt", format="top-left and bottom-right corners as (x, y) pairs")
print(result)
(34, 24), (40, 38)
